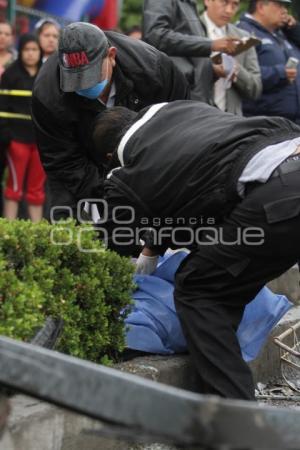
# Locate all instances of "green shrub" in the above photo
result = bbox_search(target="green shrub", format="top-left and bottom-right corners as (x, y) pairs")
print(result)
(0, 219), (135, 363)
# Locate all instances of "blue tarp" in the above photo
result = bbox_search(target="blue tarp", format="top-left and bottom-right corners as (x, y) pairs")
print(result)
(125, 252), (292, 361)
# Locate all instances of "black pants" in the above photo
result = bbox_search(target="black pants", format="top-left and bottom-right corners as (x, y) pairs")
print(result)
(174, 169), (300, 400)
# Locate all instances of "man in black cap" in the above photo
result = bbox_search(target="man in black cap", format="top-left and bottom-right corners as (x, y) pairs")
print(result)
(31, 22), (189, 220)
(238, 0), (300, 121)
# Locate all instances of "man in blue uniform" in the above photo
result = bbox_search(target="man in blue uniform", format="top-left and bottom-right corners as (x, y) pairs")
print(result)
(238, 0), (300, 122)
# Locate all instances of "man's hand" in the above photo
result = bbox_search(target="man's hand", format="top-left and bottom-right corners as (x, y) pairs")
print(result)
(135, 248), (159, 275)
(286, 67), (298, 83)
(231, 63), (239, 83)
(212, 37), (241, 55)
(213, 64), (226, 79)
(283, 14), (297, 28)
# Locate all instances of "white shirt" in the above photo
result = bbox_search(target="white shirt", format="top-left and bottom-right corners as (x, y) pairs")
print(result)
(238, 137), (300, 197)
(203, 12), (227, 111)
(98, 81), (117, 107)
(106, 81), (116, 108)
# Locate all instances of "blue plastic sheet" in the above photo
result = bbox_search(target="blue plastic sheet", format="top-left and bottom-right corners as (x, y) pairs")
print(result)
(125, 252), (292, 361)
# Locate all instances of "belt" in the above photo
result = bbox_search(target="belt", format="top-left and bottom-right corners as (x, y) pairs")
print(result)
(271, 154), (300, 179)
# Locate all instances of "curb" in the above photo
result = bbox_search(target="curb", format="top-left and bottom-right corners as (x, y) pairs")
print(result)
(2, 307), (300, 450)
(1, 269), (300, 450)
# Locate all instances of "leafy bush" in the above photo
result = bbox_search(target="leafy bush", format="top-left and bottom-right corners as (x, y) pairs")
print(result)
(0, 219), (135, 363)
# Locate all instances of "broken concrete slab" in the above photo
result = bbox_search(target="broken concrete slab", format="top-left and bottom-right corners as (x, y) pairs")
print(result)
(250, 305), (300, 384)
(268, 266), (300, 304)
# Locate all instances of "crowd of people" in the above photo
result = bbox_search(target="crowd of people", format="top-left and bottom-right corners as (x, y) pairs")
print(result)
(0, 1), (299, 222)
(0, 18), (60, 220)
(0, 17), (141, 221)
(2, 0), (300, 402)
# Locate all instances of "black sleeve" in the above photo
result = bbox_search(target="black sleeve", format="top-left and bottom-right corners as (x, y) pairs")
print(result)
(282, 22), (300, 48)
(100, 180), (143, 257)
(143, 0), (212, 57)
(31, 95), (104, 211)
(102, 179), (173, 257)
(154, 51), (190, 101)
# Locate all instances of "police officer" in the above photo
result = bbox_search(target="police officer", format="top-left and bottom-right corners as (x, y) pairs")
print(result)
(238, 0), (300, 121)
(93, 100), (300, 400)
(31, 22), (189, 220)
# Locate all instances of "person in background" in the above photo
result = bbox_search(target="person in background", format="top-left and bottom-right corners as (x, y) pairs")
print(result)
(0, 21), (15, 216)
(35, 18), (60, 62)
(200, 0), (262, 115)
(35, 18), (60, 219)
(0, 21), (15, 77)
(125, 25), (142, 40)
(0, 34), (45, 222)
(143, 0), (241, 104)
(238, 0), (300, 122)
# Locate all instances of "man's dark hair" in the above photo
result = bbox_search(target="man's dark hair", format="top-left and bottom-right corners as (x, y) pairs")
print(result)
(93, 107), (138, 164)
(248, 0), (257, 13)
(248, 0), (269, 13)
(125, 25), (142, 36)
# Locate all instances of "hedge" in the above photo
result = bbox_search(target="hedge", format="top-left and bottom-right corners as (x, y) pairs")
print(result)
(0, 219), (135, 363)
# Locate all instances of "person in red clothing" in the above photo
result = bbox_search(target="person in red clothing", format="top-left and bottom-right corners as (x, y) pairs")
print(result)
(0, 34), (45, 222)
(0, 21), (16, 216)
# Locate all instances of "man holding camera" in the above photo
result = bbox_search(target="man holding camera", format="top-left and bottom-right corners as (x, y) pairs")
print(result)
(238, 0), (300, 122)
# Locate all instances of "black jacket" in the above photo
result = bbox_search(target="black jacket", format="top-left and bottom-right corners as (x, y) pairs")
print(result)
(143, 0), (214, 103)
(32, 31), (189, 215)
(0, 59), (39, 145)
(103, 101), (300, 255)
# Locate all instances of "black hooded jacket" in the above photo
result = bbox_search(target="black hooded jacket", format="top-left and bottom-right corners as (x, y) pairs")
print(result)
(0, 34), (42, 145)
(31, 31), (190, 214)
(102, 101), (300, 256)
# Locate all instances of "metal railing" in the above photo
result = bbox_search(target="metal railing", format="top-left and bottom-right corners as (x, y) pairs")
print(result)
(1, 336), (300, 449)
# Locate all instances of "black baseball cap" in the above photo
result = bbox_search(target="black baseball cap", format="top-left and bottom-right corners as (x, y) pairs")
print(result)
(58, 22), (109, 92)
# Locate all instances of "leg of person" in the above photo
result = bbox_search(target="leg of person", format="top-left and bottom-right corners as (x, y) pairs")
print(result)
(3, 199), (18, 220)
(4, 140), (30, 220)
(27, 204), (43, 223)
(174, 171), (300, 400)
(25, 144), (46, 222)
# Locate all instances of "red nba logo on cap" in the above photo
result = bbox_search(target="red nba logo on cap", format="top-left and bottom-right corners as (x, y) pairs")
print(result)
(63, 52), (90, 68)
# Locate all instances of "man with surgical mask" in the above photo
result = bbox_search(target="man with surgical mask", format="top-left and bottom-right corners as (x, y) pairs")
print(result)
(32, 22), (189, 220)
